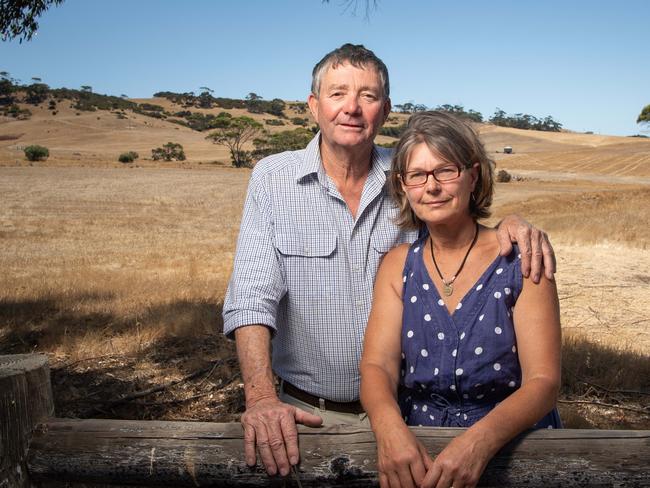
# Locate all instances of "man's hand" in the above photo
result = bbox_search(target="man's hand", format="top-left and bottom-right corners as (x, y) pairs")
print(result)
(241, 396), (322, 476)
(496, 214), (556, 283)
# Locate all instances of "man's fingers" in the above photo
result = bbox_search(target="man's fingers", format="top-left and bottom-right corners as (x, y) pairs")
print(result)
(279, 411), (301, 465)
(421, 463), (441, 488)
(541, 232), (556, 279)
(517, 226), (533, 278)
(529, 228), (544, 283)
(496, 222), (514, 257)
(265, 420), (291, 476)
(243, 423), (257, 467)
(397, 465), (416, 488)
(294, 407), (323, 427)
(409, 457), (427, 487)
(254, 423), (279, 476)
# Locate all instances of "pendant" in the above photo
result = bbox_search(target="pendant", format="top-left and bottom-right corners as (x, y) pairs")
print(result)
(443, 283), (453, 296)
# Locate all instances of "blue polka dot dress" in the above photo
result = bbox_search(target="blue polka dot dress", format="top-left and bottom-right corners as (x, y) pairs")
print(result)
(398, 234), (561, 429)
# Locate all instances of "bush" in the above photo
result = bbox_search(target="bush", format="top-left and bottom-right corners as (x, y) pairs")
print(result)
(151, 142), (185, 161)
(118, 151), (139, 163)
(291, 117), (309, 126)
(24, 145), (49, 161)
(265, 119), (285, 126)
(496, 169), (512, 183)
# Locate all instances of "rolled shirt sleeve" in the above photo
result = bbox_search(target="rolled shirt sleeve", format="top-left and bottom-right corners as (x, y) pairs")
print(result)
(223, 170), (287, 338)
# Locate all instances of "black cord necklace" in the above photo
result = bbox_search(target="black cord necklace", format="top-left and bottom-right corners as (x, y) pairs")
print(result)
(430, 222), (480, 297)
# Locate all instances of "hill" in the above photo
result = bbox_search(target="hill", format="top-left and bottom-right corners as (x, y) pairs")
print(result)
(2, 91), (649, 177)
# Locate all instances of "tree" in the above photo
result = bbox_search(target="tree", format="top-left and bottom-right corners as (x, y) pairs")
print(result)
(1, 0), (65, 42)
(24, 144), (49, 161)
(252, 128), (313, 159)
(246, 92), (262, 101)
(637, 104), (650, 125)
(80, 85), (92, 93)
(151, 142), (186, 161)
(206, 116), (264, 168)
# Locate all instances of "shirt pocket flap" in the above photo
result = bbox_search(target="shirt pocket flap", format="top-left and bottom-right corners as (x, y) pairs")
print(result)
(371, 234), (394, 254)
(276, 232), (337, 257)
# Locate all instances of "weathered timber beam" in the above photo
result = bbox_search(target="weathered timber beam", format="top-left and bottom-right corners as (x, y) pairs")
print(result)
(0, 354), (54, 488)
(27, 418), (650, 487)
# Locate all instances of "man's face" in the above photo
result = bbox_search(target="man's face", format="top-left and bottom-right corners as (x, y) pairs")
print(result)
(308, 62), (390, 152)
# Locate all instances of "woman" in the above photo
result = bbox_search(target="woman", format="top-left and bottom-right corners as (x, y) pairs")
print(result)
(360, 111), (561, 488)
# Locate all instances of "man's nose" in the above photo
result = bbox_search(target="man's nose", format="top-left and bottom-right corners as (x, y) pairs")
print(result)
(343, 95), (361, 114)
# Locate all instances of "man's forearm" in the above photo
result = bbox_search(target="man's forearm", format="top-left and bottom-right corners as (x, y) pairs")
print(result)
(235, 325), (277, 408)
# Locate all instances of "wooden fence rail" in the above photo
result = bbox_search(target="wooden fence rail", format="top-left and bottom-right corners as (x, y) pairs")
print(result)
(2, 354), (650, 487)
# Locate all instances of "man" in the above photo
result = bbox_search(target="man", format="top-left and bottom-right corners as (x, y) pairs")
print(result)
(223, 43), (555, 477)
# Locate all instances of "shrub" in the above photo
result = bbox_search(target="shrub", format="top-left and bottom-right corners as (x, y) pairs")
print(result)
(118, 151), (139, 163)
(291, 117), (309, 126)
(151, 142), (186, 161)
(265, 119), (285, 126)
(496, 169), (512, 183)
(379, 125), (406, 138)
(24, 145), (49, 161)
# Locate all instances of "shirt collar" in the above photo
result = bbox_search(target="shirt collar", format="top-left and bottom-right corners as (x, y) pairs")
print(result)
(296, 132), (393, 185)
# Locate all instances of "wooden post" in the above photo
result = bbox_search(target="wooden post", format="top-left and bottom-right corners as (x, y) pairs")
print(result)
(0, 354), (54, 488)
(27, 418), (650, 487)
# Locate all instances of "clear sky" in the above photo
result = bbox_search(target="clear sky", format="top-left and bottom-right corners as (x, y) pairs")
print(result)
(1, 0), (648, 136)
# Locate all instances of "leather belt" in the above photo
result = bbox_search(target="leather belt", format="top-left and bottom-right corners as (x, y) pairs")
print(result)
(282, 381), (365, 414)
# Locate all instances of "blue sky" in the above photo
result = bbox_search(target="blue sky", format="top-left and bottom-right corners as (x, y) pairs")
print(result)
(1, 0), (648, 136)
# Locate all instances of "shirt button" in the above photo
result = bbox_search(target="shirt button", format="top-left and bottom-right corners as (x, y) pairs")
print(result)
(352, 264), (360, 271)
(356, 300), (364, 307)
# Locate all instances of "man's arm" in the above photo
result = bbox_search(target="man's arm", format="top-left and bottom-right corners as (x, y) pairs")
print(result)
(223, 172), (320, 477)
(495, 214), (556, 283)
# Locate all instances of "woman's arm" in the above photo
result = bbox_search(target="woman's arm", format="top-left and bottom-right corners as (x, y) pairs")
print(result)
(422, 271), (562, 488)
(361, 244), (433, 488)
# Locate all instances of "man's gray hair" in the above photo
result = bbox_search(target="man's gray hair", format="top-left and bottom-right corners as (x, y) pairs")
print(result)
(311, 43), (390, 99)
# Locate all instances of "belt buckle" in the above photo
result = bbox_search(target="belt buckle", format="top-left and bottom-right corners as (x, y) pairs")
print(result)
(318, 397), (326, 411)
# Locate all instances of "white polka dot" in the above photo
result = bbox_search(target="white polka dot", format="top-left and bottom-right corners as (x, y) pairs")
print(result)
(424, 314), (431, 322)
(475, 347), (483, 355)
(437, 332), (445, 340)
(410, 272), (414, 277)
(504, 287), (511, 295)
(463, 413), (468, 420)
(493, 363), (501, 371)
(517, 253), (521, 259)
(495, 327), (502, 335)
(434, 368), (439, 375)
(476, 284), (483, 291)
(512, 345), (517, 353)
(456, 412), (461, 416)
(496, 268), (503, 275)
(422, 283), (429, 290)
(476, 394), (484, 399)
(479, 314), (485, 321)
(414, 246), (420, 253)
(422, 405), (428, 412)
(429, 414), (435, 421)
(547, 425), (554, 429)
(460, 332), (466, 340)
(410, 295), (417, 303)
(437, 299), (445, 306)
(403, 275), (407, 283)
(410, 366), (414, 374)
(456, 302), (463, 310)
(421, 349), (428, 357)
(494, 291), (502, 299)
(455, 368), (464, 376)
(401, 352), (405, 359)
(413, 404), (418, 410)
(474, 383), (482, 388)
(407, 330), (414, 338)
(508, 381), (516, 387)
(449, 385), (456, 391)
(452, 349), (457, 357)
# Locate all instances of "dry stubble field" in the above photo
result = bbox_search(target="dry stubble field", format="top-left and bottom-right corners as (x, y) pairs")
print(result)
(1, 127), (649, 429)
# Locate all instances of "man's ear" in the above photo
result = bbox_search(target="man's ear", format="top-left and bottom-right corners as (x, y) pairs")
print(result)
(307, 93), (319, 120)
(383, 97), (392, 123)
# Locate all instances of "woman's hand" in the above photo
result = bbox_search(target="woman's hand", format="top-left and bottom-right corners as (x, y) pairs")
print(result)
(375, 422), (433, 488)
(421, 431), (493, 488)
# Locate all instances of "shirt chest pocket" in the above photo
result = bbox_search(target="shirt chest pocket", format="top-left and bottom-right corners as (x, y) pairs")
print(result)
(276, 231), (338, 295)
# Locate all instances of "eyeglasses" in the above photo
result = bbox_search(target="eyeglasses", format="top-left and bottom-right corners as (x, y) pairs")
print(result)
(399, 164), (463, 187)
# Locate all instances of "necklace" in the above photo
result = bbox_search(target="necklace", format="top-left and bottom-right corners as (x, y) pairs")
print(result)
(430, 222), (480, 297)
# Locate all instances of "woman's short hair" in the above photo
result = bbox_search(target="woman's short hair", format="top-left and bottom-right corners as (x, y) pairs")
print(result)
(389, 111), (494, 230)
(311, 43), (389, 99)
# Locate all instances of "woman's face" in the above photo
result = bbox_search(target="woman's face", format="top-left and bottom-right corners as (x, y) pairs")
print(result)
(401, 142), (478, 225)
